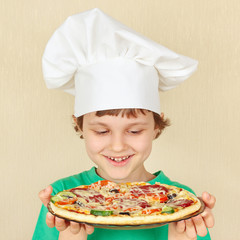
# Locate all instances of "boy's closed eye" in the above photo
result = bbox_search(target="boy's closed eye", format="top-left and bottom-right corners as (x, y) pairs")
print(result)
(128, 130), (143, 134)
(92, 129), (144, 135)
(94, 130), (109, 135)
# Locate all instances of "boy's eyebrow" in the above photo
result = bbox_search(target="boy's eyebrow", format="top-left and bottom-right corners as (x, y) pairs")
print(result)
(88, 121), (149, 126)
(88, 122), (108, 126)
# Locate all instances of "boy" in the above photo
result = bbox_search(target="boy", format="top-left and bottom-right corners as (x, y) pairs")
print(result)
(33, 9), (215, 240)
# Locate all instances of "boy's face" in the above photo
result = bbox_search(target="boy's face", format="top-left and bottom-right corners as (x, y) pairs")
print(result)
(82, 111), (158, 183)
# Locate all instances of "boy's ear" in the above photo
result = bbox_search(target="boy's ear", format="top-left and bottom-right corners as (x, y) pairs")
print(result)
(72, 115), (82, 133)
(153, 127), (160, 140)
(72, 115), (77, 123)
(72, 115), (78, 127)
(72, 115), (84, 139)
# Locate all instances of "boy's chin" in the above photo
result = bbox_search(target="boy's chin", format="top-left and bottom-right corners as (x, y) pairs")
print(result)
(97, 167), (133, 183)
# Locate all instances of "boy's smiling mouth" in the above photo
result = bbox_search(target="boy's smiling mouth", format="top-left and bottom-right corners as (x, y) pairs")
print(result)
(103, 155), (134, 165)
(107, 155), (132, 162)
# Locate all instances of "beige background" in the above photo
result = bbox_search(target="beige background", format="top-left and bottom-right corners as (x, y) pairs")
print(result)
(1, 0), (240, 239)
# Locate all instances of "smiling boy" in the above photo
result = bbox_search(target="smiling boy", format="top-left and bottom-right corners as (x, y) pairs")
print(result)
(80, 110), (160, 183)
(33, 8), (215, 240)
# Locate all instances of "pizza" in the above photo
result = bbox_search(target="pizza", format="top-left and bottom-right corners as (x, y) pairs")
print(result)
(48, 180), (202, 226)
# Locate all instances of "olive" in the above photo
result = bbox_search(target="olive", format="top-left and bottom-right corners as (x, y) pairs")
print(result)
(63, 195), (73, 199)
(167, 193), (177, 199)
(119, 212), (130, 216)
(76, 200), (84, 206)
(109, 189), (119, 193)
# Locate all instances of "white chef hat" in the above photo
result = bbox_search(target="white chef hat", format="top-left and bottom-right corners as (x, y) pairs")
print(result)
(42, 8), (198, 117)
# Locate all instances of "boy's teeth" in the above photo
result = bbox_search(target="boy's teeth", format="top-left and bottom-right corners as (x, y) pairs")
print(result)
(108, 156), (130, 162)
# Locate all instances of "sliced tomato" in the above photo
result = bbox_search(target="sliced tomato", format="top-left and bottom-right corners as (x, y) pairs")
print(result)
(90, 180), (111, 188)
(142, 208), (161, 215)
(100, 180), (111, 186)
(145, 193), (168, 202)
(156, 194), (168, 202)
(57, 198), (77, 205)
(123, 207), (140, 212)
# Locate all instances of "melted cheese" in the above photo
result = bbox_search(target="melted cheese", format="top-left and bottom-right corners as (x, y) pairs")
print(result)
(55, 181), (196, 216)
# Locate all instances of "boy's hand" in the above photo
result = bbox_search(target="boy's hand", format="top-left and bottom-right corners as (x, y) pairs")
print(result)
(168, 192), (215, 240)
(38, 186), (94, 235)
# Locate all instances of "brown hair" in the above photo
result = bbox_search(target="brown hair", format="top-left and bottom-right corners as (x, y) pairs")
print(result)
(73, 109), (170, 139)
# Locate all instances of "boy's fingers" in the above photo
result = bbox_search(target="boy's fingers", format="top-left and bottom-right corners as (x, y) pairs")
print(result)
(38, 185), (53, 207)
(192, 215), (208, 237)
(201, 207), (215, 228)
(202, 192), (216, 209)
(55, 217), (68, 232)
(46, 212), (55, 228)
(84, 224), (95, 235)
(185, 219), (197, 239)
(69, 222), (81, 234)
(175, 220), (186, 233)
(200, 192), (215, 229)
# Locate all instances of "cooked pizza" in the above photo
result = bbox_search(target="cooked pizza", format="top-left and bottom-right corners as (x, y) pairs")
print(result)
(48, 180), (202, 226)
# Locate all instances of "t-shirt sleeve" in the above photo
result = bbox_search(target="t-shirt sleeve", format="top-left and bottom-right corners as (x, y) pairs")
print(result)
(154, 171), (212, 240)
(32, 204), (59, 240)
(32, 168), (98, 239)
(32, 182), (63, 240)
(170, 184), (211, 239)
(169, 184), (211, 239)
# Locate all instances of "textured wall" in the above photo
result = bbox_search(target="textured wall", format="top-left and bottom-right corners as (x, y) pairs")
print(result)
(1, 0), (240, 239)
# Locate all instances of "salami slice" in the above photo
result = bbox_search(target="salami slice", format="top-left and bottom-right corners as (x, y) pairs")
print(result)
(49, 180), (202, 226)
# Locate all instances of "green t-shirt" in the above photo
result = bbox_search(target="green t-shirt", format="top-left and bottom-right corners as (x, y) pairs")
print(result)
(32, 167), (211, 240)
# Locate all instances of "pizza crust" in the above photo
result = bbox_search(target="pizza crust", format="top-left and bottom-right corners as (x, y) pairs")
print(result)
(49, 197), (201, 225)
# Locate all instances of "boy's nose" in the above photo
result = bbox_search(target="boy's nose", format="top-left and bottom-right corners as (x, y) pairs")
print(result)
(110, 133), (127, 152)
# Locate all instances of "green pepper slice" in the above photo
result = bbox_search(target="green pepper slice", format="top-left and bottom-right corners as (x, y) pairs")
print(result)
(90, 209), (113, 216)
(161, 206), (175, 214)
(50, 191), (76, 203)
(57, 191), (76, 198)
(50, 195), (62, 203)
